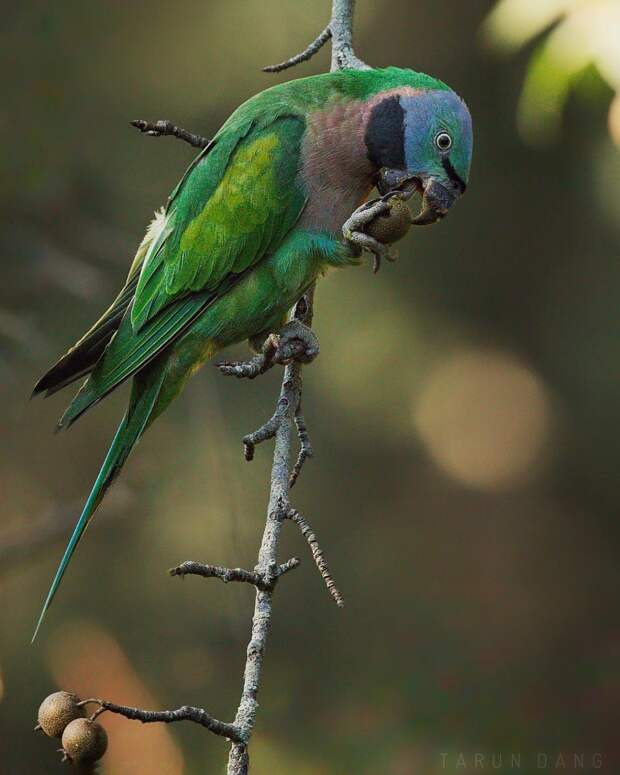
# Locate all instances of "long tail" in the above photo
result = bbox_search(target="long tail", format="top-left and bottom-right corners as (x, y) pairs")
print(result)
(32, 368), (166, 642)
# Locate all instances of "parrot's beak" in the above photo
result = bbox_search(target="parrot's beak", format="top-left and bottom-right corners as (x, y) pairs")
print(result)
(410, 177), (459, 226)
(376, 168), (418, 198)
(376, 168), (466, 227)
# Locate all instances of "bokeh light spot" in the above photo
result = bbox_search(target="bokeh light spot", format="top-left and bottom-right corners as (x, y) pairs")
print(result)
(609, 92), (620, 147)
(413, 349), (552, 490)
(483, 0), (569, 53)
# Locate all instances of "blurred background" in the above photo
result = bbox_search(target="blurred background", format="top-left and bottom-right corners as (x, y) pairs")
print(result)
(2, 1), (620, 772)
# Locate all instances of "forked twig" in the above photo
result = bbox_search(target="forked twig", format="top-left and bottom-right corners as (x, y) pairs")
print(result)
(169, 559), (300, 591)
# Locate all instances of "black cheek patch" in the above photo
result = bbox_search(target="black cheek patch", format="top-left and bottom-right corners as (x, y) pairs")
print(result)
(442, 156), (467, 194)
(365, 96), (405, 170)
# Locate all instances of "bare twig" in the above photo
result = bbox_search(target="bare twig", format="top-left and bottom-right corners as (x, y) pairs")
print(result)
(248, 411), (285, 460)
(171, 562), (265, 587)
(130, 119), (210, 148)
(287, 509), (344, 607)
(82, 700), (243, 743)
(262, 0), (368, 74)
(263, 26), (332, 73)
(289, 402), (313, 488)
(241, 396), (287, 462)
(169, 559), (300, 590)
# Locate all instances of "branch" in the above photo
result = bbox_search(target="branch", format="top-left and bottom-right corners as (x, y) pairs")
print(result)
(262, 26), (332, 73)
(290, 402), (313, 488)
(329, 0), (370, 71)
(169, 558), (300, 591)
(130, 119), (210, 148)
(287, 509), (344, 607)
(262, 0), (369, 74)
(83, 700), (243, 743)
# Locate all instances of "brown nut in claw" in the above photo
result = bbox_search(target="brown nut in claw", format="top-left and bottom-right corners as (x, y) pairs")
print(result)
(61, 718), (108, 763)
(364, 197), (412, 245)
(37, 691), (84, 738)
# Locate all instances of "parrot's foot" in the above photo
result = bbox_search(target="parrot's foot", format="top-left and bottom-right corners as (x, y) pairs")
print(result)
(342, 197), (398, 274)
(216, 338), (277, 379)
(217, 320), (319, 380)
(218, 319), (318, 468)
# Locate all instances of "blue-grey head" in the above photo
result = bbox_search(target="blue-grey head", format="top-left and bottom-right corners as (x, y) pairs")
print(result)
(365, 86), (473, 224)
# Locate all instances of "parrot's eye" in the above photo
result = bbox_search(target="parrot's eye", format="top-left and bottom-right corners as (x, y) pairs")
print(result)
(435, 132), (452, 151)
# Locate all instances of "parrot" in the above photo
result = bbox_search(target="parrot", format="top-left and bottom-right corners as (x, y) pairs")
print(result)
(31, 66), (473, 639)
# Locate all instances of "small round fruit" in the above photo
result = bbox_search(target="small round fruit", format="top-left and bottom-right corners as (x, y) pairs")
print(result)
(365, 198), (412, 245)
(61, 718), (108, 764)
(37, 691), (83, 738)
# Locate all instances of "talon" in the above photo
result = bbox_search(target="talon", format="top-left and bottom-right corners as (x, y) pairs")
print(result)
(216, 353), (266, 379)
(370, 242), (395, 272)
(218, 321), (318, 381)
(342, 196), (409, 272)
(342, 198), (394, 273)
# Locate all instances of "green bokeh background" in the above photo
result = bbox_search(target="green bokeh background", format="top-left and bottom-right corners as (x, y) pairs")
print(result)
(1, 2), (619, 773)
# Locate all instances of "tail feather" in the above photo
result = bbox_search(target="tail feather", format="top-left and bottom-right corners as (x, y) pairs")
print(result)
(32, 275), (139, 398)
(32, 368), (166, 642)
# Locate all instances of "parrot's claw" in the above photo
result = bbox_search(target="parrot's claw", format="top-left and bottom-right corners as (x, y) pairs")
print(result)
(342, 198), (395, 273)
(216, 334), (279, 379)
(217, 321), (319, 380)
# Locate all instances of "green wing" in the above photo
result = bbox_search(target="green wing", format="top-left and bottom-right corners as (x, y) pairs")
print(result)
(58, 114), (307, 427)
(131, 118), (305, 328)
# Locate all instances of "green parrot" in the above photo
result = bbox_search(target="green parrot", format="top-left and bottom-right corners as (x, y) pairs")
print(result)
(32, 66), (473, 638)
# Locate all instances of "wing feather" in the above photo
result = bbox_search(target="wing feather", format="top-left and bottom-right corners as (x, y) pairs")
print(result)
(58, 114), (307, 425)
(131, 116), (305, 330)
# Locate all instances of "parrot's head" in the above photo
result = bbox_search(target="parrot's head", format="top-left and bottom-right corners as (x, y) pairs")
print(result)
(365, 87), (473, 225)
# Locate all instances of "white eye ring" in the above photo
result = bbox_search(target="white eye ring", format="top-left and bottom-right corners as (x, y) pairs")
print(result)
(435, 131), (452, 151)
